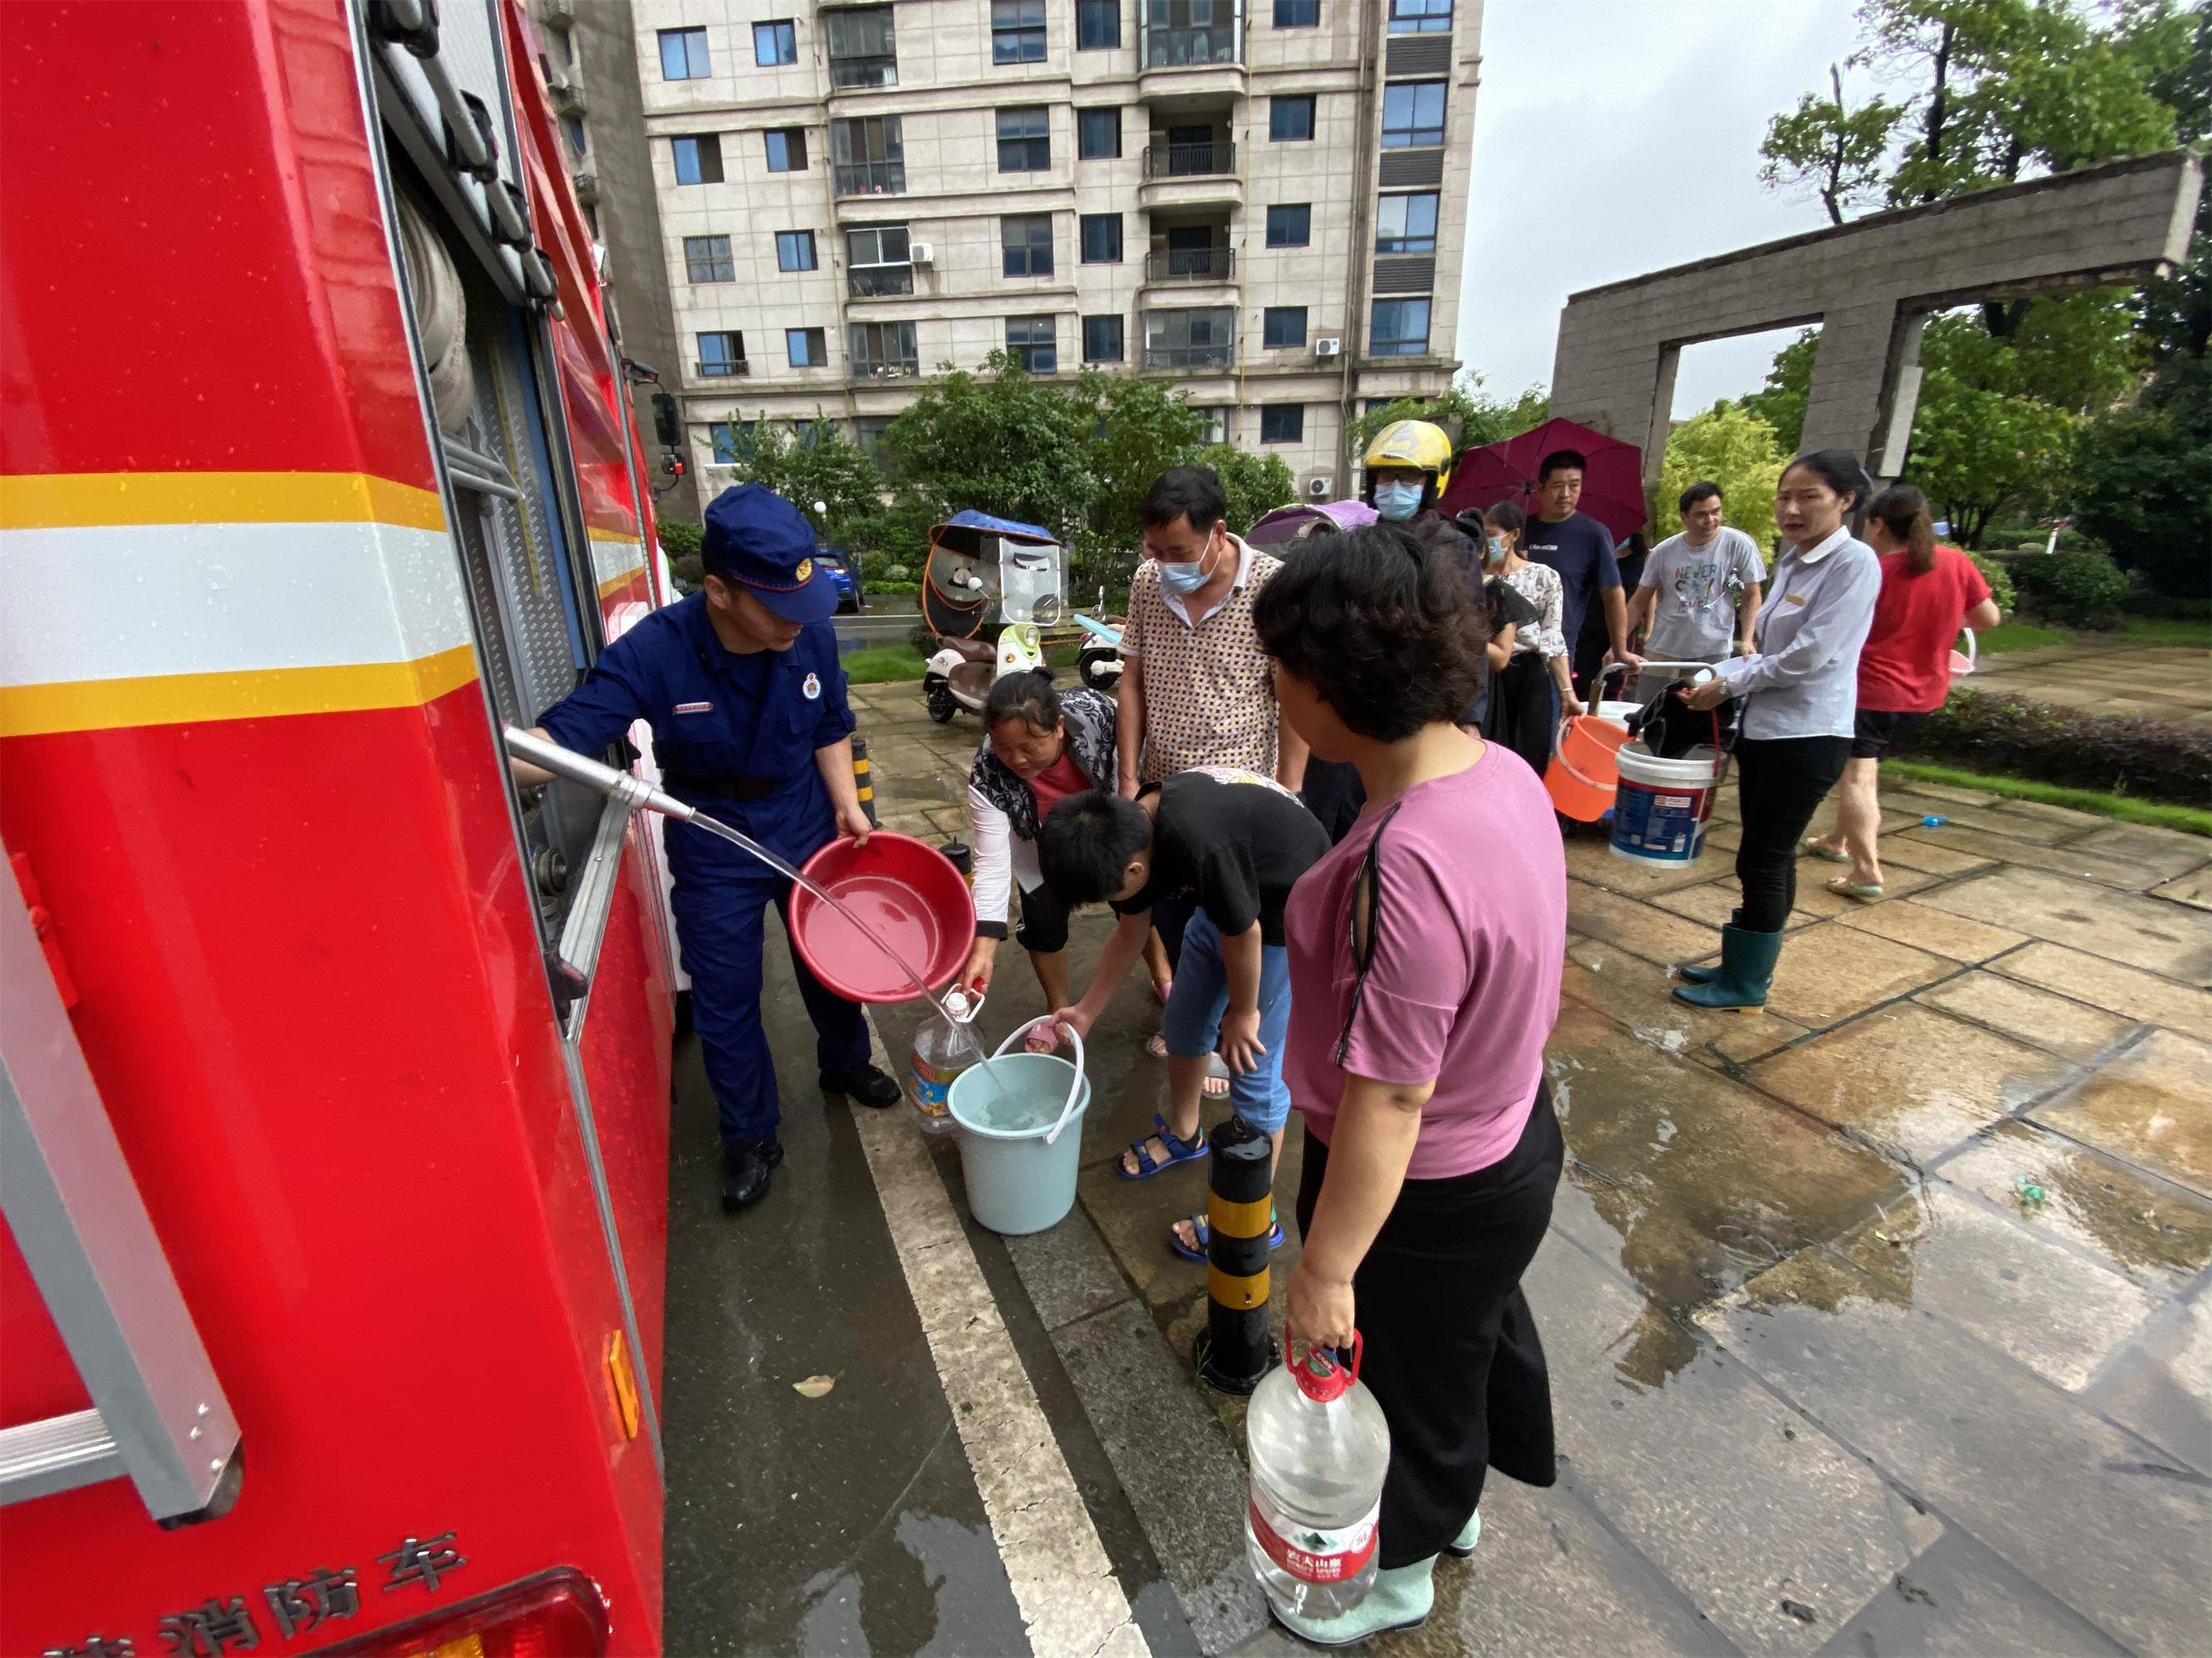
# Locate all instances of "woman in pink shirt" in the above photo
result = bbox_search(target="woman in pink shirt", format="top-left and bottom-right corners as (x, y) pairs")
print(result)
(1251, 524), (1568, 1646)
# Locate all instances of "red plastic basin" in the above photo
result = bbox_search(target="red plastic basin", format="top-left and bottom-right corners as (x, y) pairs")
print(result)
(789, 832), (974, 1004)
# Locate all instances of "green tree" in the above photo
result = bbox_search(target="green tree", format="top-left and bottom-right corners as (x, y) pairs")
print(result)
(879, 352), (1101, 541)
(2070, 356), (2212, 598)
(1653, 406), (1789, 553)
(1907, 315), (2079, 547)
(1758, 63), (1904, 225)
(1204, 444), (1298, 537)
(1742, 329), (1817, 455)
(708, 417), (888, 551)
(1067, 371), (1208, 593)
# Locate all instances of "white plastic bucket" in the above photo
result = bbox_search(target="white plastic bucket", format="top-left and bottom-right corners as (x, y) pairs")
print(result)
(1609, 742), (1723, 865)
(947, 1017), (1090, 1235)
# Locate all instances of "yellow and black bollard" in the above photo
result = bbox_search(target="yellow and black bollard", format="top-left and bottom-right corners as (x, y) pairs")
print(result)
(850, 736), (878, 828)
(1195, 1115), (1280, 1394)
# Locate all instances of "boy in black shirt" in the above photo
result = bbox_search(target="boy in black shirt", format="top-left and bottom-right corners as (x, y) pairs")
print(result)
(1037, 768), (1328, 1259)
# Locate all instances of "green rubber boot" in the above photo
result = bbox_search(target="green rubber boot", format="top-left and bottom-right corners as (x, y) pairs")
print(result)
(1670, 925), (1782, 1011)
(1270, 1557), (1436, 1647)
(1676, 959), (1721, 986)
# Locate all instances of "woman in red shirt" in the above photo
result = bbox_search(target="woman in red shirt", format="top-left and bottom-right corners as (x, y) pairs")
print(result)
(1809, 485), (2002, 895)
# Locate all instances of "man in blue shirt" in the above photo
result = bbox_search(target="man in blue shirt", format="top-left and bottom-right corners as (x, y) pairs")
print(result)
(519, 485), (899, 1213)
(1522, 449), (1640, 698)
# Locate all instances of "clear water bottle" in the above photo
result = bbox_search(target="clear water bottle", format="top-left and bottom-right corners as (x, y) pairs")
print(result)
(906, 989), (978, 1138)
(1245, 1334), (1392, 1622)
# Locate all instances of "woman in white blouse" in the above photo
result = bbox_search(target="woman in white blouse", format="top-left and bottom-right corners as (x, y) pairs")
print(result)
(1475, 501), (1577, 775)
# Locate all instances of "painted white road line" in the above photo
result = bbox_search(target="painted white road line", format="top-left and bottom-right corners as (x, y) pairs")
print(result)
(851, 1025), (1154, 1658)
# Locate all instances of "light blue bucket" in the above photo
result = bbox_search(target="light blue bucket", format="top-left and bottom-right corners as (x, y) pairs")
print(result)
(948, 1017), (1090, 1235)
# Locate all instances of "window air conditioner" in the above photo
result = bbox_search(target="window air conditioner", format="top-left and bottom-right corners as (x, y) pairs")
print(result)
(1308, 476), (1333, 499)
(909, 242), (934, 263)
(1313, 337), (1342, 357)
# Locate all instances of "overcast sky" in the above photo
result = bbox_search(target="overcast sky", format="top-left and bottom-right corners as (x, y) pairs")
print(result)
(1457, 0), (1865, 416)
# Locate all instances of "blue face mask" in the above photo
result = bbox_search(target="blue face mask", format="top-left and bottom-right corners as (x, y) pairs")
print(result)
(1156, 539), (1218, 595)
(1485, 534), (1509, 564)
(1373, 480), (1424, 521)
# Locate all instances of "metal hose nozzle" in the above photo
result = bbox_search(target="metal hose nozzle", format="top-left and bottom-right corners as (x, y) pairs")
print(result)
(503, 726), (697, 822)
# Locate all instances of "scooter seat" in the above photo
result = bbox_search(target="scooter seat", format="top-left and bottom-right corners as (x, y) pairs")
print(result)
(935, 633), (996, 664)
(948, 661), (993, 701)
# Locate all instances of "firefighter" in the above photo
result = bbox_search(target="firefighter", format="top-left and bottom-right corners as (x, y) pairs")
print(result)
(519, 485), (901, 1213)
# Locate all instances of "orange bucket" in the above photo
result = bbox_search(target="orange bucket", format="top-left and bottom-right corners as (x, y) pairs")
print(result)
(1544, 747), (1616, 821)
(1559, 715), (1631, 785)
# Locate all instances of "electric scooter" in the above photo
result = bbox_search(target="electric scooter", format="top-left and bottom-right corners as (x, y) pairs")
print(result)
(920, 512), (1065, 722)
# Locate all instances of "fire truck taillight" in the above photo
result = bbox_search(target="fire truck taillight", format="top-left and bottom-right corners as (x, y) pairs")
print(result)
(323, 1569), (609, 1658)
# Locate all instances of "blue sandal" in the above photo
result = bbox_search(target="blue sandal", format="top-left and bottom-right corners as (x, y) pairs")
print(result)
(1118, 1114), (1207, 1180)
(1170, 1212), (1284, 1262)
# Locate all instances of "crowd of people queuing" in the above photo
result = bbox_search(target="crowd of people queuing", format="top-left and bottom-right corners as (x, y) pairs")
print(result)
(524, 416), (2001, 1651)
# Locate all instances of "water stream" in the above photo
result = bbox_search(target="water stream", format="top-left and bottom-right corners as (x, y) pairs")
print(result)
(686, 814), (1017, 1109)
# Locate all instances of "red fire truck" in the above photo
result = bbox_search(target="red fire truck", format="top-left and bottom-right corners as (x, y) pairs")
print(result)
(3, 2), (682, 1651)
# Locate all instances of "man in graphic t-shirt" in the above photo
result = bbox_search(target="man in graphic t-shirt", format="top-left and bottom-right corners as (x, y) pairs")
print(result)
(1628, 480), (1765, 693)
(1523, 448), (1638, 696)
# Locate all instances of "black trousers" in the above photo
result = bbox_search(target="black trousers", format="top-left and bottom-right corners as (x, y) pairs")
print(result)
(1732, 735), (1850, 932)
(1299, 759), (1367, 846)
(1294, 1083), (1563, 1568)
(1481, 651), (1554, 780)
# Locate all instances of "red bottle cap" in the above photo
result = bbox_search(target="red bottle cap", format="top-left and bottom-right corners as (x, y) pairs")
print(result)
(1291, 1331), (1362, 1402)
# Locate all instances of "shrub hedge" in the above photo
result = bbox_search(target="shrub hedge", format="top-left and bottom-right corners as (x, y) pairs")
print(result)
(1905, 689), (2211, 806)
(2010, 545), (2132, 627)
(1968, 550), (2015, 617)
(658, 519), (703, 558)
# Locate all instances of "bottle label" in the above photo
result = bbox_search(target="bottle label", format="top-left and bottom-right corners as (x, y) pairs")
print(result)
(908, 1053), (964, 1119)
(1248, 1491), (1379, 1585)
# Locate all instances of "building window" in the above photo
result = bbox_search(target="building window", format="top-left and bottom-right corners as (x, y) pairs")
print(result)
(753, 20), (797, 65)
(1145, 0), (1239, 66)
(1263, 306), (1308, 349)
(787, 327), (829, 367)
(825, 7), (899, 87)
(1375, 192), (1440, 254)
(1269, 96), (1316, 142)
(993, 0), (1048, 61)
(672, 134), (724, 184)
(697, 331), (746, 377)
(1369, 298), (1431, 357)
(997, 106), (1052, 171)
(707, 420), (754, 463)
(847, 224), (914, 295)
(1274, 0), (1319, 24)
(1080, 214), (1122, 263)
(1261, 405), (1305, 444)
(849, 320), (920, 376)
(1387, 0), (1453, 32)
(1142, 307), (1234, 370)
(763, 128), (808, 172)
(776, 229), (817, 272)
(1264, 204), (1311, 248)
(1007, 315), (1057, 373)
(658, 27), (710, 79)
(561, 116), (588, 160)
(1076, 0), (1121, 47)
(831, 116), (904, 195)
(683, 234), (736, 283)
(1002, 213), (1055, 278)
(1382, 81), (1446, 147)
(1077, 106), (1122, 158)
(1082, 314), (1125, 362)
(855, 415), (896, 473)
(1195, 406), (1228, 444)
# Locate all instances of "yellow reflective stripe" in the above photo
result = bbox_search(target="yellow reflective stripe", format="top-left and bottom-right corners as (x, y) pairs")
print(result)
(1208, 1264), (1269, 1310)
(0, 645), (479, 739)
(1205, 1193), (1274, 1238)
(0, 471), (446, 533)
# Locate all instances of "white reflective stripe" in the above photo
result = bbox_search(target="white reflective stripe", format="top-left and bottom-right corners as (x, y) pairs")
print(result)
(590, 534), (645, 595)
(1, 521), (470, 686)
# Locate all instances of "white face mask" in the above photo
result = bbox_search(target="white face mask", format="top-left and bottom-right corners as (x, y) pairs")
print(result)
(1373, 480), (1424, 521)
(1485, 534), (1508, 565)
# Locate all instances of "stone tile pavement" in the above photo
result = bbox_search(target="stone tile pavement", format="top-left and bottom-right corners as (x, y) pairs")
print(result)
(847, 679), (2212, 1658)
(1958, 639), (2212, 726)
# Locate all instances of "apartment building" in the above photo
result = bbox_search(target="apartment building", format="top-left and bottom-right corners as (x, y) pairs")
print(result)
(635, 0), (1478, 503)
(530, 0), (702, 520)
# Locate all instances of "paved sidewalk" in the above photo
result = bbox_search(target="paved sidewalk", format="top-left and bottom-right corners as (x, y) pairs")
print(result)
(842, 680), (2212, 1656)
(1959, 639), (2212, 726)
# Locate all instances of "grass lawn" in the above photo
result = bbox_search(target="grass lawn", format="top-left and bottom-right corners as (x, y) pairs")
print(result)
(842, 645), (930, 684)
(2119, 617), (2212, 647)
(1885, 760), (2212, 838)
(1977, 621), (2071, 653)
(1978, 617), (2212, 654)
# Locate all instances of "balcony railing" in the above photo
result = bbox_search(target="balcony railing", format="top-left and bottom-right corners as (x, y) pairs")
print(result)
(1142, 25), (1240, 68)
(1142, 140), (1235, 178)
(695, 359), (752, 378)
(834, 160), (907, 197)
(1141, 343), (1234, 370)
(850, 357), (920, 379)
(848, 266), (915, 298)
(1144, 247), (1234, 282)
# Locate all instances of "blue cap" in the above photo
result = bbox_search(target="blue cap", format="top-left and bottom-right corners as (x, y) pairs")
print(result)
(700, 484), (838, 622)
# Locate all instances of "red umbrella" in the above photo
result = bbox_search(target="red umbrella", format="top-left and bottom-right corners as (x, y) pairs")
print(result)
(1436, 417), (1648, 544)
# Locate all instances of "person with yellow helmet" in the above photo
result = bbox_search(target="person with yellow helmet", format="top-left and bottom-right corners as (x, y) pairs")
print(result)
(1362, 419), (1473, 560)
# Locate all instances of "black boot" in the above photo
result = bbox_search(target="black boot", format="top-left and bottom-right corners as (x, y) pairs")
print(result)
(722, 1139), (784, 1213)
(820, 1060), (900, 1108)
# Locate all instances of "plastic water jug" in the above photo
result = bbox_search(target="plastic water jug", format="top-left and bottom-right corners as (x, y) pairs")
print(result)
(906, 990), (978, 1138)
(1245, 1335), (1391, 1622)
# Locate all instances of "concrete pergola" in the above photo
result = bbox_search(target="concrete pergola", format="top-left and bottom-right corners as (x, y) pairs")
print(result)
(1548, 150), (2205, 488)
